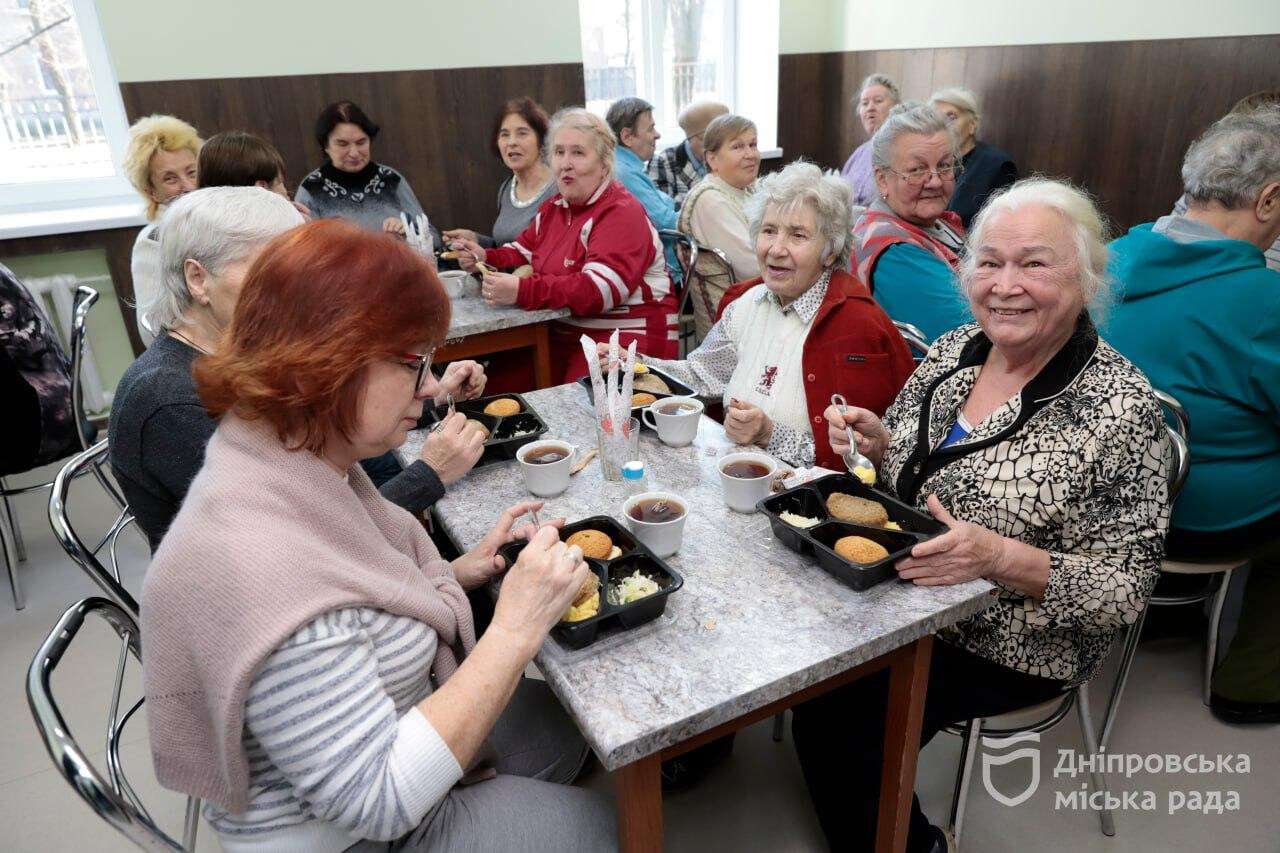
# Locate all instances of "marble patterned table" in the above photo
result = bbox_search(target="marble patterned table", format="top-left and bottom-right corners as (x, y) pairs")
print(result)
(408, 383), (993, 852)
(438, 290), (569, 388)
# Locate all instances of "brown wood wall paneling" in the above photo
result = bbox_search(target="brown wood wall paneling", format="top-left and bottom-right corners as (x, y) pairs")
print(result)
(119, 63), (586, 236)
(779, 34), (1280, 231)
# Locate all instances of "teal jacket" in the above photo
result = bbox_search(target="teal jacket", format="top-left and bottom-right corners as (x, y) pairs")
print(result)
(1104, 223), (1280, 531)
(872, 243), (972, 342)
(615, 146), (681, 275)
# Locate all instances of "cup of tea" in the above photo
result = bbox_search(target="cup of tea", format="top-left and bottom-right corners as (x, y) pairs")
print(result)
(642, 396), (703, 447)
(437, 269), (468, 299)
(516, 440), (577, 497)
(622, 491), (687, 557)
(718, 451), (778, 513)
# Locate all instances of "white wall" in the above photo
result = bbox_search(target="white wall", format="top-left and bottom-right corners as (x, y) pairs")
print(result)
(779, 0), (1280, 52)
(95, 0), (584, 82)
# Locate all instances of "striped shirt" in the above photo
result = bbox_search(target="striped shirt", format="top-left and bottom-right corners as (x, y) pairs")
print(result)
(205, 608), (462, 852)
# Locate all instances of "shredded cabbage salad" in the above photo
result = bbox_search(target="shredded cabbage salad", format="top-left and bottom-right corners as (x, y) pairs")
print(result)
(608, 571), (661, 605)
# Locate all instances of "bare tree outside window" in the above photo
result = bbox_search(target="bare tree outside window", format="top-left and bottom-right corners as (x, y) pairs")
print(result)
(0, 0), (113, 185)
(668, 0), (706, 116)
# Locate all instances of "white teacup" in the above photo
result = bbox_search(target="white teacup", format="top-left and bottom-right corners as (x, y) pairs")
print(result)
(718, 451), (778, 513)
(438, 269), (468, 298)
(516, 440), (577, 498)
(621, 490), (688, 558)
(641, 396), (703, 447)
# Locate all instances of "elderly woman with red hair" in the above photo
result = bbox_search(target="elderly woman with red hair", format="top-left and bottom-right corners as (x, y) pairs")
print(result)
(141, 220), (615, 851)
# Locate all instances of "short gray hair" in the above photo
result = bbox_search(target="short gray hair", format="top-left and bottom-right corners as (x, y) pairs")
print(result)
(148, 186), (303, 331)
(1182, 106), (1280, 210)
(746, 160), (856, 268)
(857, 73), (900, 105)
(960, 177), (1115, 318)
(930, 86), (980, 122)
(546, 107), (616, 176)
(871, 101), (957, 169)
(605, 97), (653, 141)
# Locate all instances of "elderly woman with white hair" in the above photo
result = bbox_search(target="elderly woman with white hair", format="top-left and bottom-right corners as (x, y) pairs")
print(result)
(841, 73), (901, 206)
(930, 86), (1018, 226)
(452, 107), (678, 381)
(603, 161), (914, 469)
(123, 114), (202, 344)
(109, 187), (488, 549)
(804, 178), (1170, 851)
(1107, 107), (1280, 725)
(852, 101), (973, 342)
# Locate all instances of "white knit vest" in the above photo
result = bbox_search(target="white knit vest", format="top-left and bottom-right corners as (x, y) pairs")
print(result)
(723, 285), (814, 434)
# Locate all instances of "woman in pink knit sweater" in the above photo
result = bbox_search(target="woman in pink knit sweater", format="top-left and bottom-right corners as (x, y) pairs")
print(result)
(141, 220), (616, 851)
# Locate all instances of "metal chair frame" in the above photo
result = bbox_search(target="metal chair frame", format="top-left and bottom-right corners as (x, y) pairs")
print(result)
(659, 228), (734, 355)
(28, 597), (199, 851)
(944, 420), (1189, 844)
(3, 285), (116, 609)
(892, 320), (930, 360)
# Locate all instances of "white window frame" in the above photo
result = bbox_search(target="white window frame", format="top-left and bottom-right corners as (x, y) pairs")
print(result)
(585, 0), (780, 158)
(0, 0), (140, 221)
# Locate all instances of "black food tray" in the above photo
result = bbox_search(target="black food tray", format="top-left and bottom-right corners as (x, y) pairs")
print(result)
(416, 392), (547, 468)
(757, 473), (945, 591)
(576, 366), (697, 430)
(497, 515), (683, 649)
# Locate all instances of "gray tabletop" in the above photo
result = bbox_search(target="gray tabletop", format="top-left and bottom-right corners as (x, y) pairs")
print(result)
(408, 383), (993, 771)
(444, 291), (569, 340)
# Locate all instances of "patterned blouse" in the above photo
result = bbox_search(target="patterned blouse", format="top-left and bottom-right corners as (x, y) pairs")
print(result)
(879, 318), (1170, 685)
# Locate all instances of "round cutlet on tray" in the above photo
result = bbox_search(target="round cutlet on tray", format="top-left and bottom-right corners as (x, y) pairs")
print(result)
(483, 397), (521, 417)
(631, 392), (657, 407)
(565, 529), (614, 560)
(835, 535), (890, 564)
(826, 492), (890, 527)
(632, 373), (670, 395)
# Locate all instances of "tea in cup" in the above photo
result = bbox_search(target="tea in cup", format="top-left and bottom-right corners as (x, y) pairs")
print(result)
(718, 451), (778, 512)
(516, 440), (576, 497)
(641, 396), (703, 447)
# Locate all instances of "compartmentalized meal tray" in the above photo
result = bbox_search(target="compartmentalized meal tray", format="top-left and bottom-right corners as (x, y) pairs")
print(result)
(757, 473), (946, 591)
(576, 366), (697, 430)
(497, 515), (683, 649)
(416, 392), (547, 468)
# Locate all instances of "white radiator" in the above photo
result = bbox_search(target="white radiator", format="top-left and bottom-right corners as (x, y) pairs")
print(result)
(25, 273), (112, 415)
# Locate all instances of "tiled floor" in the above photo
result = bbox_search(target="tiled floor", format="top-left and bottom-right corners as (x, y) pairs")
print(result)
(2, 460), (1276, 852)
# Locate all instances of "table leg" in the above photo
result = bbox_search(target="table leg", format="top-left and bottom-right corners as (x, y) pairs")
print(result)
(614, 752), (663, 852)
(533, 322), (553, 389)
(875, 635), (934, 853)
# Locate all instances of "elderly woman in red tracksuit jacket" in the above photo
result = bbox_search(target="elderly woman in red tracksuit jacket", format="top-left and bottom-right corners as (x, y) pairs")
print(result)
(608, 161), (914, 470)
(453, 107), (678, 383)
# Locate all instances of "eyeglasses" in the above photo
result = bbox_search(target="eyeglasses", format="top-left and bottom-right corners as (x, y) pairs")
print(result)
(885, 161), (962, 186)
(399, 349), (436, 395)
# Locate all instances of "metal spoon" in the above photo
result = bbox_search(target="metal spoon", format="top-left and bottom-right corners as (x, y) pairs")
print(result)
(429, 392), (456, 434)
(830, 393), (876, 483)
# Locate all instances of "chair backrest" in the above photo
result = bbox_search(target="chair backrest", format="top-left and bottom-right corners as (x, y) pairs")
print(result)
(49, 439), (139, 617)
(1153, 389), (1192, 500)
(27, 597), (186, 851)
(71, 285), (100, 451)
(893, 320), (930, 360)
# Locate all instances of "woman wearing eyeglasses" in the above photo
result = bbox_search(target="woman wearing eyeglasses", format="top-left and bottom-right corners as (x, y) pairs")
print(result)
(930, 86), (1018, 227)
(851, 102), (973, 342)
(108, 188), (487, 551)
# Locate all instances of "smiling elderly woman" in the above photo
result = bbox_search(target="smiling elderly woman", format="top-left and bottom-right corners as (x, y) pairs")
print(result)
(452, 107), (678, 381)
(609, 161), (914, 469)
(853, 101), (973, 342)
(801, 178), (1170, 851)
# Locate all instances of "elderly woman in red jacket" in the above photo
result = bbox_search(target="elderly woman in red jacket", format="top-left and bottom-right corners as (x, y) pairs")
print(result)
(619, 161), (914, 469)
(453, 107), (678, 382)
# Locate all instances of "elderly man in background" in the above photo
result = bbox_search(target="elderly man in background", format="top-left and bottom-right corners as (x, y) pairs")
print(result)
(1106, 106), (1280, 725)
(1170, 90), (1280, 271)
(122, 114), (202, 344)
(648, 100), (730, 210)
(606, 96), (681, 274)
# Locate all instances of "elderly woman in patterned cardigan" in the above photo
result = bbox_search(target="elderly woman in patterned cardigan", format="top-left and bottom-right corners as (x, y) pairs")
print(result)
(798, 178), (1171, 852)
